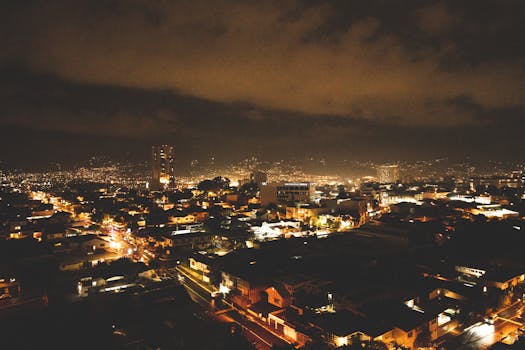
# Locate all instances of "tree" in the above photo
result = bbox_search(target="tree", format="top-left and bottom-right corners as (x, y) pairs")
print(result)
(198, 177), (231, 193)
(212, 176), (231, 190)
(239, 182), (259, 198)
(198, 179), (220, 193)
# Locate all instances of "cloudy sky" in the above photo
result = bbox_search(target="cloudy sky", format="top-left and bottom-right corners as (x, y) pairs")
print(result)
(1, 0), (524, 168)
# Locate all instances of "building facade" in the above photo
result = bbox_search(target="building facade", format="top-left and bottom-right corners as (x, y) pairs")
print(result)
(152, 145), (175, 190)
(377, 165), (400, 184)
(260, 182), (316, 206)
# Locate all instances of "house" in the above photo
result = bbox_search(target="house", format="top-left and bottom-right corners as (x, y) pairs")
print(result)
(247, 301), (281, 322)
(265, 284), (292, 308)
(70, 235), (108, 251)
(53, 234), (108, 253)
(169, 211), (197, 225)
(285, 205), (327, 225)
(313, 311), (393, 348)
(267, 307), (312, 346)
(43, 223), (67, 241)
(76, 259), (148, 296)
(189, 253), (217, 284)
(170, 231), (213, 249)
(221, 270), (266, 306)
(455, 264), (525, 291)
(59, 250), (119, 271)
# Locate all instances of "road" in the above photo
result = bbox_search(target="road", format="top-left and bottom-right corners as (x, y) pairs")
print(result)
(221, 310), (290, 350)
(176, 265), (292, 350)
(455, 300), (524, 349)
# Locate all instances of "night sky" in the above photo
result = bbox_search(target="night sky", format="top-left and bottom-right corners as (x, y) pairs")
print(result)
(1, 0), (524, 169)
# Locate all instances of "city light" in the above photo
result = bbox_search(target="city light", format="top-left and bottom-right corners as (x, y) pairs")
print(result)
(4, 0), (525, 346)
(335, 336), (348, 347)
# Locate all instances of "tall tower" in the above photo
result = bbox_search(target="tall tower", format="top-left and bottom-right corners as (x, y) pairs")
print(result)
(152, 145), (175, 190)
(376, 164), (400, 184)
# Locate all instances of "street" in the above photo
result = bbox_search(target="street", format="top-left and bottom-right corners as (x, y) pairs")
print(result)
(456, 300), (524, 349)
(176, 265), (292, 350)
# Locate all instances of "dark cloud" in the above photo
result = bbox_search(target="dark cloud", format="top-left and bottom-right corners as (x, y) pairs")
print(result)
(415, 1), (460, 35)
(2, 0), (524, 124)
(0, 0), (524, 167)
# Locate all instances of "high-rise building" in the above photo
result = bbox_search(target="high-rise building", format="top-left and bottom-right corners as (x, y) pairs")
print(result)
(152, 145), (175, 190)
(250, 170), (267, 186)
(376, 165), (400, 184)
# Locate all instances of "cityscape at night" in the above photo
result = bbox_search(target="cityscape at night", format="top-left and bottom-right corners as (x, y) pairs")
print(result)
(1, 1), (525, 350)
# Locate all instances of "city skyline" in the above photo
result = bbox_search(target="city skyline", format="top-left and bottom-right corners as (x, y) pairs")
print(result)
(1, 2), (525, 349)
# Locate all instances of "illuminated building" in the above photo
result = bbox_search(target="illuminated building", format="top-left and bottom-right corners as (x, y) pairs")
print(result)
(455, 265), (525, 290)
(189, 253), (217, 284)
(260, 182), (278, 206)
(285, 205), (325, 224)
(448, 194), (491, 204)
(250, 221), (302, 241)
(376, 164), (400, 184)
(152, 145), (175, 190)
(260, 182), (316, 206)
(471, 175), (521, 189)
(469, 204), (519, 219)
(0, 277), (21, 300)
